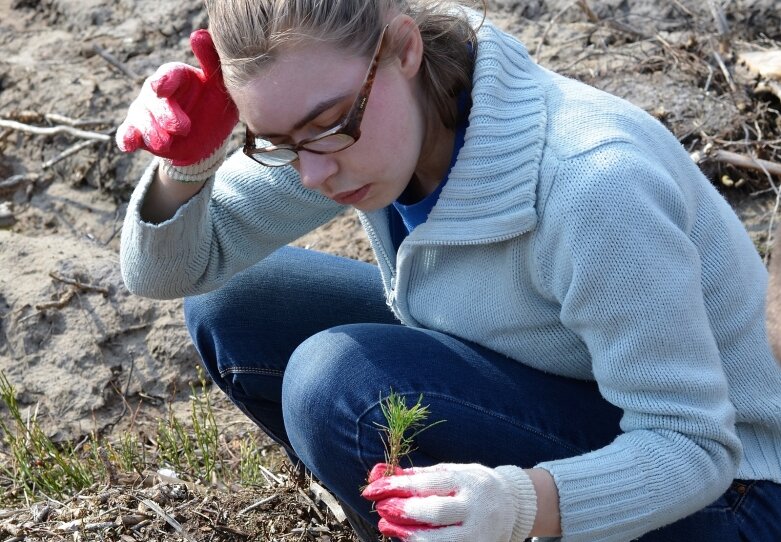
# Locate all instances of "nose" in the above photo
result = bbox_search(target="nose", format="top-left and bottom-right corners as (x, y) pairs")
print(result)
(297, 150), (338, 191)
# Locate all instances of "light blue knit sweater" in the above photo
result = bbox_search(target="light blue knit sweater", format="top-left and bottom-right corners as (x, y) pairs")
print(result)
(120, 18), (781, 542)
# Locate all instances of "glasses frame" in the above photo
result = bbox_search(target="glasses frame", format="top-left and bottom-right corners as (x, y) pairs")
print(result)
(243, 24), (389, 167)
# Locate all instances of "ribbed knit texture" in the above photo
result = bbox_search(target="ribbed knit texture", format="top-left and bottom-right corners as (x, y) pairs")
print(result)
(495, 466), (537, 541)
(160, 138), (232, 183)
(120, 16), (781, 542)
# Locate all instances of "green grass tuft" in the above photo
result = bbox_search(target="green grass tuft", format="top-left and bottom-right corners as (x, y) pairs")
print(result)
(0, 367), (271, 506)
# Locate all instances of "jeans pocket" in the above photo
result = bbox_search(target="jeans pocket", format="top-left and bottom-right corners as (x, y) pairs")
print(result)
(720, 480), (757, 513)
(731, 480), (781, 541)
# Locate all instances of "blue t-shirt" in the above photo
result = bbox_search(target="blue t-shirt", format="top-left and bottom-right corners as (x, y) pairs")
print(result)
(389, 95), (471, 250)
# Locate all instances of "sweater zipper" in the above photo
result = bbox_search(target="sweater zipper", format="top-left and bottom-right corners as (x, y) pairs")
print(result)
(359, 214), (397, 308)
(389, 277), (397, 307)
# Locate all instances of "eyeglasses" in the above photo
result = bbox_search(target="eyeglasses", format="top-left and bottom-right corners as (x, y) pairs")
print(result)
(243, 24), (389, 167)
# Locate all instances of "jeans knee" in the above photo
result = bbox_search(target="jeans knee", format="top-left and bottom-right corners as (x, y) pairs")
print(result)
(183, 286), (245, 345)
(284, 330), (348, 421)
(282, 326), (377, 461)
(183, 293), (225, 378)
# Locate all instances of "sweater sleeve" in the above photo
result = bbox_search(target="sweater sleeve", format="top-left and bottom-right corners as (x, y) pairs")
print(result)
(120, 151), (344, 299)
(533, 144), (742, 541)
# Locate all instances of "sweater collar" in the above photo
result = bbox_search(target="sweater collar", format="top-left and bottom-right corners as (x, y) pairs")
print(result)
(366, 20), (546, 245)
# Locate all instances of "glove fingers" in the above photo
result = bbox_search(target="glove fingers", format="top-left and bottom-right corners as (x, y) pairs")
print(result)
(115, 121), (143, 153)
(363, 470), (455, 501)
(149, 63), (194, 99)
(378, 496), (466, 527)
(367, 463), (404, 484)
(376, 498), (435, 527)
(147, 97), (191, 136)
(190, 29), (221, 78)
(138, 110), (173, 154)
(378, 518), (437, 542)
(407, 524), (468, 542)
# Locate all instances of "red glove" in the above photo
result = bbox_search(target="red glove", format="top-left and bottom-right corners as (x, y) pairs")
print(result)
(116, 29), (239, 180)
(363, 463), (537, 542)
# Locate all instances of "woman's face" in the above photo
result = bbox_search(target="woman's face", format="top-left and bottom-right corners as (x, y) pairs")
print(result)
(230, 37), (428, 212)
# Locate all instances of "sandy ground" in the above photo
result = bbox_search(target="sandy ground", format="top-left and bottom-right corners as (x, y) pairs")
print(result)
(0, 2), (780, 537)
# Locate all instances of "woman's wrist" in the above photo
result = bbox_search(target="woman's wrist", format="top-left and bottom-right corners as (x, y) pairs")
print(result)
(526, 467), (562, 538)
(160, 137), (231, 183)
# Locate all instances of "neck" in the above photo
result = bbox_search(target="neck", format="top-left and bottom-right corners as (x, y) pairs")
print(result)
(410, 109), (456, 199)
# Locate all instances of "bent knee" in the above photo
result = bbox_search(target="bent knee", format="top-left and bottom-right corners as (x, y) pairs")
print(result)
(282, 324), (391, 428)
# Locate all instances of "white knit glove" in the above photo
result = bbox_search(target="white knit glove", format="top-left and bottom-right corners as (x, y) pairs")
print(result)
(362, 463), (537, 542)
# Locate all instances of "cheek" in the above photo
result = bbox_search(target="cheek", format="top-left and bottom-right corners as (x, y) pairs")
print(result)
(359, 94), (422, 172)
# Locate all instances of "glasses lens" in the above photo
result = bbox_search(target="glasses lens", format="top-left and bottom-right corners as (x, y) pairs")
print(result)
(253, 149), (298, 167)
(303, 133), (355, 153)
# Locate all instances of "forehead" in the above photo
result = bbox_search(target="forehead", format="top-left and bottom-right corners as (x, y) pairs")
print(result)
(231, 43), (368, 134)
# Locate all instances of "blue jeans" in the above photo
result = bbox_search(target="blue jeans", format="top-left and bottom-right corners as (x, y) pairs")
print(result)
(184, 246), (781, 541)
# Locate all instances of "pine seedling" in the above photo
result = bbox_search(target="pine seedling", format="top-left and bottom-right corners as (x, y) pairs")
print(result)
(375, 391), (444, 476)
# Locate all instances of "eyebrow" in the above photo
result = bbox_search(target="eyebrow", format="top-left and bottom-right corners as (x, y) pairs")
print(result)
(256, 93), (353, 139)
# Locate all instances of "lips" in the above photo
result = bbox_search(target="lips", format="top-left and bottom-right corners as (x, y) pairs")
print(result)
(332, 184), (370, 205)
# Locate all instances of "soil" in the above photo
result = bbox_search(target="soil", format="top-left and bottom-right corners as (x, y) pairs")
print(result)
(0, 0), (780, 540)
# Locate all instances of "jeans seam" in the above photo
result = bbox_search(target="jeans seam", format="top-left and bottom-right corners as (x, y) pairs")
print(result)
(354, 390), (588, 473)
(220, 366), (285, 378)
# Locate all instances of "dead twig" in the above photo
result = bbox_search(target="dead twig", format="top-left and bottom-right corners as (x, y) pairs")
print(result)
(707, 0), (730, 35)
(237, 494), (279, 516)
(296, 488), (325, 523)
(766, 188), (781, 265)
(44, 113), (114, 128)
(309, 480), (347, 523)
(42, 139), (105, 170)
(712, 50), (737, 94)
(576, 0), (651, 41)
(92, 44), (143, 83)
(57, 518), (117, 532)
(0, 173), (39, 200)
(35, 289), (77, 311)
(4, 111), (112, 128)
(706, 149), (781, 178)
(666, 0), (695, 18)
(34, 273), (110, 311)
(97, 323), (150, 346)
(709, 136), (781, 147)
(138, 497), (197, 542)
(0, 119), (111, 142)
(576, 0), (599, 23)
(535, 1), (579, 61)
(258, 465), (284, 486)
(49, 271), (111, 296)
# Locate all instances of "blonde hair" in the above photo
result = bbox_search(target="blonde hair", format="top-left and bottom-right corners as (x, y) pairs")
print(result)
(204, 0), (485, 129)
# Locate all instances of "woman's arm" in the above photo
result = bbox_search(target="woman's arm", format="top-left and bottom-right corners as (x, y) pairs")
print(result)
(533, 143), (743, 540)
(120, 153), (344, 299)
(140, 167), (206, 224)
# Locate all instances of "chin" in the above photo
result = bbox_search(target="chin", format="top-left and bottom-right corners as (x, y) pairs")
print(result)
(352, 199), (386, 212)
(349, 187), (395, 212)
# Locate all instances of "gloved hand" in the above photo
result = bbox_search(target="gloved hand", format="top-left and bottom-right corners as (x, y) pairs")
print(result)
(116, 29), (239, 182)
(362, 463), (537, 542)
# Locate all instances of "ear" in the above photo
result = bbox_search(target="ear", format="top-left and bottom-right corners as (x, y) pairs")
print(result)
(390, 15), (424, 80)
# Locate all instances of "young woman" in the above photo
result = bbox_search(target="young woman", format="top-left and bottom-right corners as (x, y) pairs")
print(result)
(116, 1), (781, 540)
